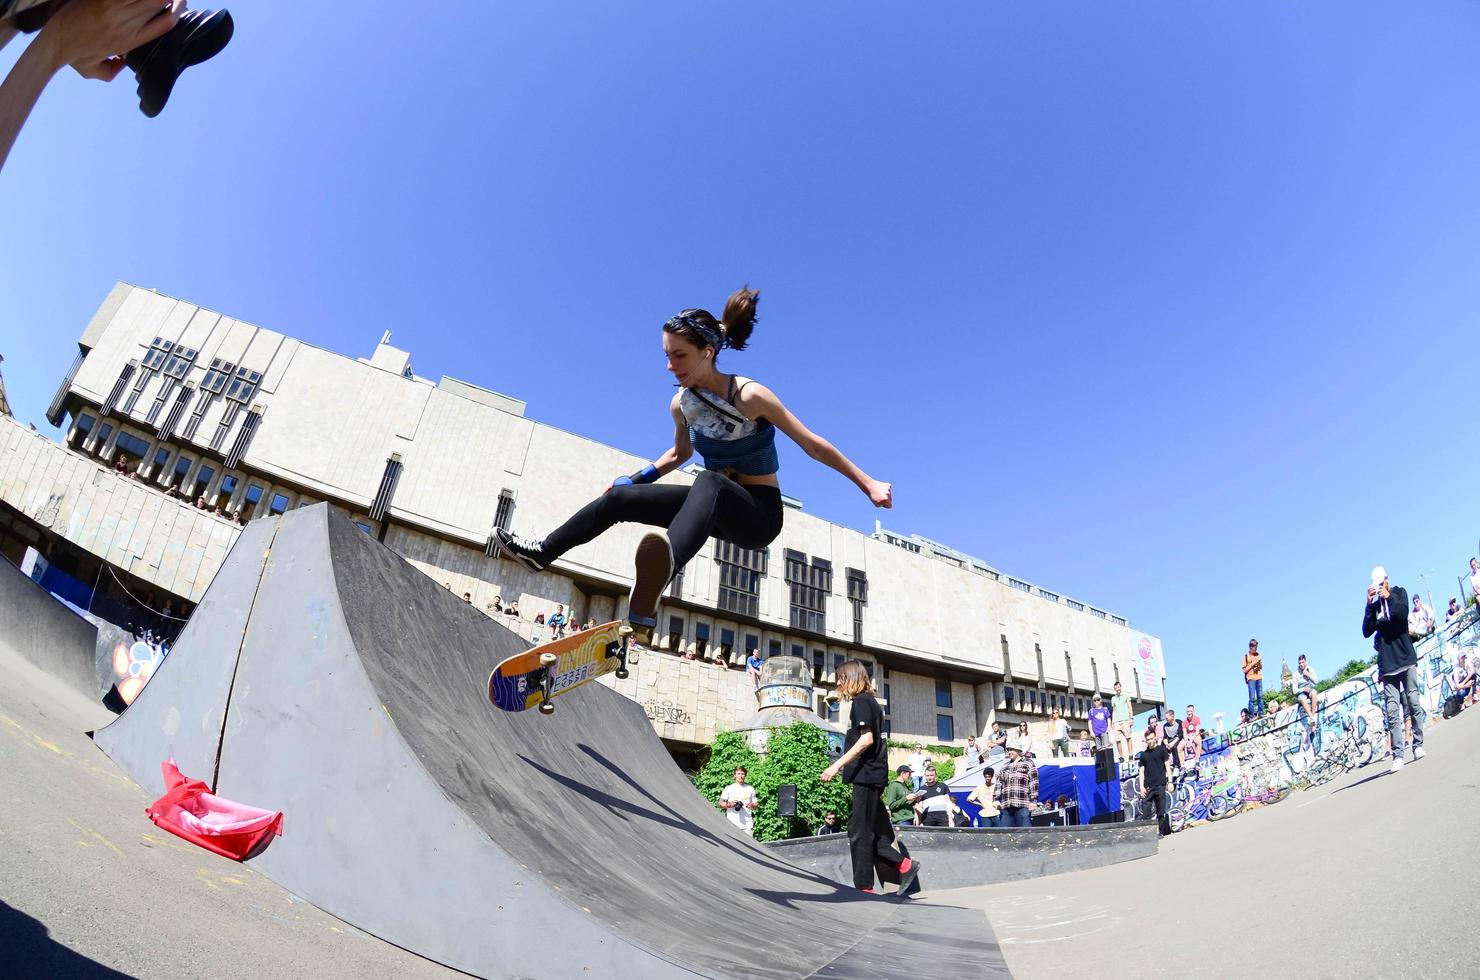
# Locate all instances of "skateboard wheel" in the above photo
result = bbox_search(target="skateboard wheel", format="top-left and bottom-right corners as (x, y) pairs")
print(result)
(540, 652), (558, 667)
(616, 669), (629, 680)
(538, 701), (556, 715)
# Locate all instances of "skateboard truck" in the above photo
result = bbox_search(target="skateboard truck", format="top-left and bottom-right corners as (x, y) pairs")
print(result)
(537, 652), (558, 714)
(609, 640), (632, 681)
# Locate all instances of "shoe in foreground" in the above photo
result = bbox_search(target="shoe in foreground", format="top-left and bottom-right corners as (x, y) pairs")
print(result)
(625, 530), (674, 639)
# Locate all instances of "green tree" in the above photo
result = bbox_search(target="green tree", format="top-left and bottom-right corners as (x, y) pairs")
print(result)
(749, 722), (852, 843)
(693, 731), (760, 813)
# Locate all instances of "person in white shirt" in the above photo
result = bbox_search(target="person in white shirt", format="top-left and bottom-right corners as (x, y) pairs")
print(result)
(1014, 722), (1034, 755)
(718, 766), (759, 835)
(1410, 595), (1435, 638)
(907, 744), (929, 791)
(962, 735), (983, 769)
(1050, 710), (1071, 757)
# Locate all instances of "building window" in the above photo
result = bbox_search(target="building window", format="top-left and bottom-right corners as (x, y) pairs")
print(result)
(668, 566), (685, 599)
(268, 492), (291, 516)
(161, 345), (198, 379)
(881, 682), (891, 715)
(1001, 634), (1012, 680)
(189, 464), (215, 501)
(785, 549), (830, 634)
(719, 628), (736, 658)
(715, 541), (766, 619)
(90, 422), (114, 457)
(667, 616), (685, 651)
(937, 715), (955, 742)
(354, 521), (373, 534)
(1002, 685), (1015, 710)
(216, 474), (239, 508)
(693, 622), (710, 658)
(745, 633), (760, 656)
(167, 454), (192, 488)
(113, 431), (151, 465)
(150, 445), (171, 476)
(225, 366), (261, 404)
(831, 651), (845, 675)
(141, 336), (174, 371)
(69, 413), (95, 448)
(936, 679), (953, 709)
(863, 660), (874, 680)
(846, 567), (867, 644)
(768, 639), (781, 658)
(811, 648), (825, 681)
(791, 643), (805, 660)
(242, 483), (265, 517)
(494, 488), (516, 532)
(201, 358), (235, 394)
(827, 699), (841, 723)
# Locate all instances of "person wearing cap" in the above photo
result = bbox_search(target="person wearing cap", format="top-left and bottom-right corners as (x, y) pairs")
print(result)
(1449, 654), (1476, 708)
(1088, 694), (1111, 750)
(883, 765), (918, 826)
(1409, 594), (1435, 639)
(1243, 639), (1264, 719)
(992, 743), (1038, 828)
(1363, 566), (1426, 773)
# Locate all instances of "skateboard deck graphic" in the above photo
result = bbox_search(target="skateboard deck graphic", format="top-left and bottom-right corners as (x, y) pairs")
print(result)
(488, 620), (631, 714)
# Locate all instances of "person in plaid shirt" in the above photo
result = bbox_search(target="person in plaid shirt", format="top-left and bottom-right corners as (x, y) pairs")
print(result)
(992, 744), (1038, 827)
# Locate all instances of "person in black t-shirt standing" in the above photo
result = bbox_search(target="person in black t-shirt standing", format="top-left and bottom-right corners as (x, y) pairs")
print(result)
(1139, 726), (1173, 837)
(821, 660), (922, 895)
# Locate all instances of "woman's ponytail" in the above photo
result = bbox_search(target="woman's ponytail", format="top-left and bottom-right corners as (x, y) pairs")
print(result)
(720, 285), (759, 351)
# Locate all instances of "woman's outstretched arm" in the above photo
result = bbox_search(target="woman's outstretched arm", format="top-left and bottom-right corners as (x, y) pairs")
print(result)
(740, 382), (892, 508)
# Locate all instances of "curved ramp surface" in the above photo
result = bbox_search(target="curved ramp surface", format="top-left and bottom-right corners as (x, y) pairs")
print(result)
(0, 554), (99, 700)
(96, 505), (1006, 979)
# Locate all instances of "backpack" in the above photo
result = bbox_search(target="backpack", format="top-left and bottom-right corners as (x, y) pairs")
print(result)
(1443, 693), (1464, 720)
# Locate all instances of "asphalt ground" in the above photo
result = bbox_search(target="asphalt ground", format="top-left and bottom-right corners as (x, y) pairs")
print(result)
(926, 706), (1480, 979)
(9, 628), (1477, 980)
(0, 646), (457, 980)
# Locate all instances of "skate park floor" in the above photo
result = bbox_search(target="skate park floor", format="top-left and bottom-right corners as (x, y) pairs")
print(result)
(0, 646), (452, 980)
(8, 626), (1480, 979)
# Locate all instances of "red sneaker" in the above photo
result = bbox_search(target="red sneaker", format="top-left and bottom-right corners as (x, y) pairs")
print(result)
(859, 887), (876, 894)
(898, 857), (914, 874)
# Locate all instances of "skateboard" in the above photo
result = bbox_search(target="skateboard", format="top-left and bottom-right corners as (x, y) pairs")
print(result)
(488, 620), (636, 716)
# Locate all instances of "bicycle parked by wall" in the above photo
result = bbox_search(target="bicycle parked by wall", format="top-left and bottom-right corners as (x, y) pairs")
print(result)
(1168, 767), (1244, 832)
(1307, 721), (1370, 787)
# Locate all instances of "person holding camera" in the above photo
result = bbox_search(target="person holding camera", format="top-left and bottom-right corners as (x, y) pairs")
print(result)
(1363, 566), (1426, 774)
(1243, 640), (1264, 719)
(718, 766), (759, 836)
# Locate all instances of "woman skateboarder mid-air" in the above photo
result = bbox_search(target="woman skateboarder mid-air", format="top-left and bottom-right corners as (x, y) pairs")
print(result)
(494, 285), (892, 642)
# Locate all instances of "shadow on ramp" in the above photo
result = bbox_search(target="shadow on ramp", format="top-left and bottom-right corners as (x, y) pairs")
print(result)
(94, 505), (1006, 978)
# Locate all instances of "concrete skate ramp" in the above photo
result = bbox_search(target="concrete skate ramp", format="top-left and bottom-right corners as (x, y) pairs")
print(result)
(0, 554), (99, 700)
(96, 505), (1006, 979)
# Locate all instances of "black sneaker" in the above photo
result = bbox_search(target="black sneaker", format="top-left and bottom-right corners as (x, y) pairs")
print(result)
(493, 528), (551, 572)
(626, 530), (674, 635)
(896, 856), (922, 896)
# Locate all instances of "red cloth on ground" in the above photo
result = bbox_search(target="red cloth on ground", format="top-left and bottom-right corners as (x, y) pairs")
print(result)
(145, 759), (283, 861)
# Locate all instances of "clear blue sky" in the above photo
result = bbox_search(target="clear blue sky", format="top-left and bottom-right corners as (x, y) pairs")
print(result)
(4, 2), (1479, 726)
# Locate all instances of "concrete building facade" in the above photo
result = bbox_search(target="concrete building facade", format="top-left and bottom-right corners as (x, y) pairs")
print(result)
(2, 282), (1167, 762)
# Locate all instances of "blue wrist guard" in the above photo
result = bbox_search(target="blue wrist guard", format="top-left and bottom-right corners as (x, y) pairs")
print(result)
(615, 464), (659, 488)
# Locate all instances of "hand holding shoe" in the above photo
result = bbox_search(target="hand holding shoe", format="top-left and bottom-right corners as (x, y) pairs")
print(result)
(39, 0), (183, 81)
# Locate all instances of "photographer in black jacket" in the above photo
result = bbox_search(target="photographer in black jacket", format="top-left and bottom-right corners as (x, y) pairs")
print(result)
(1363, 566), (1426, 774)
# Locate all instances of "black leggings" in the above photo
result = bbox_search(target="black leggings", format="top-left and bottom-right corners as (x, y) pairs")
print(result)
(848, 782), (905, 890)
(541, 470), (784, 572)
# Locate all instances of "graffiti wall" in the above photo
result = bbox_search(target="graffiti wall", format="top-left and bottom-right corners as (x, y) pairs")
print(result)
(1126, 616), (1480, 829)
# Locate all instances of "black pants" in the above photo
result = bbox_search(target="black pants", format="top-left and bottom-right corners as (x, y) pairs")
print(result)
(1146, 787), (1171, 836)
(542, 470), (783, 573)
(848, 782), (905, 890)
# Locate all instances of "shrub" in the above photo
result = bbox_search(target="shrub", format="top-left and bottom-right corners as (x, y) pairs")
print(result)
(748, 722), (852, 842)
(932, 757), (956, 782)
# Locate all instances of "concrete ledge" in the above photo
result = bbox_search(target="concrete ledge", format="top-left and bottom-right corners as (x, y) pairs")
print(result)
(768, 821), (1160, 890)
